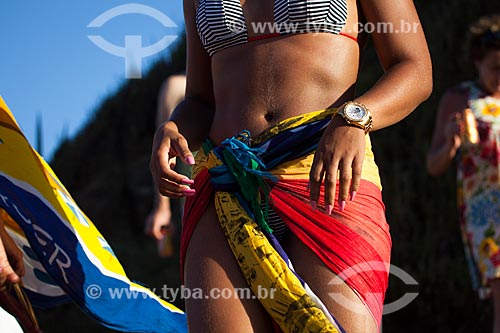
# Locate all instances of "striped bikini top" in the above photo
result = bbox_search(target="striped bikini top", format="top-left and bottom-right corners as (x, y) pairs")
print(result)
(196, 0), (349, 56)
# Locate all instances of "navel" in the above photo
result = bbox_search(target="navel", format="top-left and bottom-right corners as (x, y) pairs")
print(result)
(264, 111), (275, 122)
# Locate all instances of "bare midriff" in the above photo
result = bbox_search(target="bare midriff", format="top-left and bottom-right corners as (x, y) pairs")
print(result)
(208, 32), (361, 143)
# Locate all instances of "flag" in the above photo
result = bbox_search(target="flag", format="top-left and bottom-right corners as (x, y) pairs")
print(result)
(0, 96), (187, 333)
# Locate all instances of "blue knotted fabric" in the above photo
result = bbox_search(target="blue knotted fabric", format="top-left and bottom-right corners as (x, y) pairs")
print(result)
(203, 130), (277, 234)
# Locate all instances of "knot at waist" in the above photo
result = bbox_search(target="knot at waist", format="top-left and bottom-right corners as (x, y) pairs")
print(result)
(203, 130), (277, 233)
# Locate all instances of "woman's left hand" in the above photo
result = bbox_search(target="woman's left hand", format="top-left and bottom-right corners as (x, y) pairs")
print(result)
(309, 115), (366, 214)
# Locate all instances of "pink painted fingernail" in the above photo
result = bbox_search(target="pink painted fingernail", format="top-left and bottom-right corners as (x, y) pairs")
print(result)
(182, 189), (196, 196)
(327, 204), (333, 215)
(311, 200), (317, 211)
(181, 178), (195, 185)
(350, 191), (357, 201)
(185, 156), (195, 165)
(340, 200), (346, 212)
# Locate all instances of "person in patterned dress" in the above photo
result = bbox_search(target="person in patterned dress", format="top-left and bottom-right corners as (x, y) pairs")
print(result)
(427, 13), (500, 333)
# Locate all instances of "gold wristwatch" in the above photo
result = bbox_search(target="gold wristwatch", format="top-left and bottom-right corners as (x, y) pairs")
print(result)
(336, 101), (373, 133)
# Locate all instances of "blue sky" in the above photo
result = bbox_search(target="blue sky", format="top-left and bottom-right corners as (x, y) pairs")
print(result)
(0, 0), (184, 161)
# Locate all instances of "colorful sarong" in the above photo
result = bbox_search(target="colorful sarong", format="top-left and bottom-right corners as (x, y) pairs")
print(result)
(180, 109), (392, 331)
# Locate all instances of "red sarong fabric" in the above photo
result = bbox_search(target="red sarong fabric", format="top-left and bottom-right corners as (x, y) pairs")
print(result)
(180, 168), (391, 328)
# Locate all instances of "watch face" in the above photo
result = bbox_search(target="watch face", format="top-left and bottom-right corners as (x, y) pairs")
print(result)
(345, 103), (367, 121)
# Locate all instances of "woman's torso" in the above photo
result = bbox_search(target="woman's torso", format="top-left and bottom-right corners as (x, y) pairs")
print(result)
(195, 0), (362, 143)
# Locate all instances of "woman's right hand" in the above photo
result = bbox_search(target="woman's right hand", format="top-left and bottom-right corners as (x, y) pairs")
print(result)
(444, 112), (463, 152)
(150, 121), (196, 199)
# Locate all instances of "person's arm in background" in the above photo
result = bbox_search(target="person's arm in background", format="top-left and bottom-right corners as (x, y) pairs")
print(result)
(426, 89), (466, 176)
(145, 75), (187, 241)
(0, 220), (40, 332)
(156, 75), (187, 129)
(0, 218), (24, 288)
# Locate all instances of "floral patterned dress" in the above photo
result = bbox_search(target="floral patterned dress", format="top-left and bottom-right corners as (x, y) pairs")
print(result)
(457, 81), (500, 297)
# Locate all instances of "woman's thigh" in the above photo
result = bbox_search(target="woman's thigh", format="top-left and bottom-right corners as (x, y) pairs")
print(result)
(286, 232), (379, 333)
(183, 201), (274, 333)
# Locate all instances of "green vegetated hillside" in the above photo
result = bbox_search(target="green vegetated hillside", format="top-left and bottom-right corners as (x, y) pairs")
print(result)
(40, 1), (500, 332)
